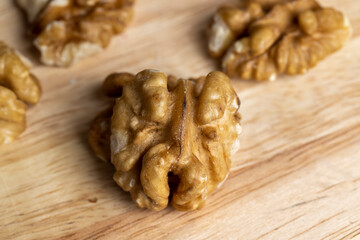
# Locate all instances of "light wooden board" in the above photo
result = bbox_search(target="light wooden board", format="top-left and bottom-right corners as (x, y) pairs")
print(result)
(1, 0), (360, 239)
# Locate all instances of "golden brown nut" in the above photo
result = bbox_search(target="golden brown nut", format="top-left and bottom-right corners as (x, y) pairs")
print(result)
(88, 72), (134, 161)
(209, 0), (351, 81)
(0, 86), (27, 145)
(89, 70), (242, 211)
(102, 72), (135, 98)
(16, 0), (49, 23)
(0, 41), (41, 104)
(0, 41), (41, 144)
(17, 0), (135, 67)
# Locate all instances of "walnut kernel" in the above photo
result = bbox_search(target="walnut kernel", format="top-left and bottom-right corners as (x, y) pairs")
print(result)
(0, 42), (41, 104)
(17, 0), (135, 67)
(0, 87), (26, 145)
(89, 70), (242, 211)
(209, 0), (351, 81)
(0, 42), (41, 144)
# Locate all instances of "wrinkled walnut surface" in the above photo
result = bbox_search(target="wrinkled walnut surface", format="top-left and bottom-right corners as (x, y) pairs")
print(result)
(89, 70), (242, 211)
(208, 0), (351, 81)
(0, 42), (41, 144)
(0, 42), (41, 104)
(0, 86), (26, 145)
(17, 0), (135, 67)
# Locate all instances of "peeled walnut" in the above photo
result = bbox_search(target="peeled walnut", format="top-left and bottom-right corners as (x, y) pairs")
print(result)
(0, 42), (41, 104)
(208, 0), (351, 81)
(17, 0), (135, 67)
(0, 87), (27, 144)
(89, 70), (242, 211)
(0, 41), (41, 144)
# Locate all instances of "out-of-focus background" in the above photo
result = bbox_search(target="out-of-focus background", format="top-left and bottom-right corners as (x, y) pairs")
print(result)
(0, 0), (360, 239)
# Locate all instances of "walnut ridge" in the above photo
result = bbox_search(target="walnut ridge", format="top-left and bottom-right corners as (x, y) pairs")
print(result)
(89, 70), (242, 211)
(17, 0), (135, 67)
(208, 0), (351, 81)
(0, 41), (41, 144)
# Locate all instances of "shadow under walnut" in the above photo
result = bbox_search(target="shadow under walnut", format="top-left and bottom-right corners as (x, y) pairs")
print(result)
(89, 70), (242, 211)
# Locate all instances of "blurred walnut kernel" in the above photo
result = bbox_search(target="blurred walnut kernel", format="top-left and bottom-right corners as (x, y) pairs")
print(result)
(89, 70), (242, 211)
(0, 41), (41, 144)
(17, 0), (135, 67)
(208, 0), (351, 81)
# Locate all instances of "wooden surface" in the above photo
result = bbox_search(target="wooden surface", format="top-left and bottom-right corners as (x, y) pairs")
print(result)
(1, 0), (360, 239)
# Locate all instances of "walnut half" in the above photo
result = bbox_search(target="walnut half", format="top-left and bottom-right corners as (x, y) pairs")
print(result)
(0, 41), (41, 144)
(17, 0), (135, 67)
(208, 0), (351, 81)
(89, 70), (242, 211)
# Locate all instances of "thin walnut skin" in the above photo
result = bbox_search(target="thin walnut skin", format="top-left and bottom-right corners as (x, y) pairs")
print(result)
(0, 42), (41, 144)
(17, 0), (135, 67)
(89, 70), (242, 211)
(208, 0), (351, 81)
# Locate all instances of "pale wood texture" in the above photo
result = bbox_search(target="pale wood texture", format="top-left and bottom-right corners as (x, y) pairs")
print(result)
(1, 0), (360, 239)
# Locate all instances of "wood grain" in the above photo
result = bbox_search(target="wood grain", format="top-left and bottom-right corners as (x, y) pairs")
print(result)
(1, 0), (360, 239)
